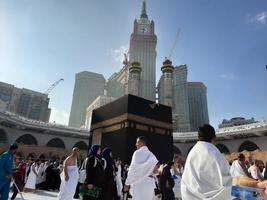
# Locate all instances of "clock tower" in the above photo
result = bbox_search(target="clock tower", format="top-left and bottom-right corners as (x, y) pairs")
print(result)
(129, 0), (157, 101)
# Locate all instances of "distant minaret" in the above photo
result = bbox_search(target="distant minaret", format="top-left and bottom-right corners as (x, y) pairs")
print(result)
(128, 61), (142, 96)
(158, 58), (174, 107)
(129, 0), (157, 101)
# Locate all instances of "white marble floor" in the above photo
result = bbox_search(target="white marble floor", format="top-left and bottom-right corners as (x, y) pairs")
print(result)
(9, 190), (60, 200)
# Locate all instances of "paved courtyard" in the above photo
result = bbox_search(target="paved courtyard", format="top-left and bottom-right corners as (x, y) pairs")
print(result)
(9, 190), (60, 200)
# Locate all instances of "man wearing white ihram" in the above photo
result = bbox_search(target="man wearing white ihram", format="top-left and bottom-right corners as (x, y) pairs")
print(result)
(230, 153), (250, 177)
(181, 124), (240, 200)
(124, 136), (158, 200)
(58, 147), (80, 200)
(24, 160), (40, 192)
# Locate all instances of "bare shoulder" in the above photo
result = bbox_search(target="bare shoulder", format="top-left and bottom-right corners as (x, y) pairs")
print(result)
(66, 156), (77, 166)
(64, 156), (72, 166)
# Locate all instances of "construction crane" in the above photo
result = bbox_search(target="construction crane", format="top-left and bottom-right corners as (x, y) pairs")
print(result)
(45, 78), (64, 95)
(123, 50), (130, 94)
(168, 27), (181, 59)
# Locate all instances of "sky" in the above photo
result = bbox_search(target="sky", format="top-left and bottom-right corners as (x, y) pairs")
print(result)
(0, 0), (266, 128)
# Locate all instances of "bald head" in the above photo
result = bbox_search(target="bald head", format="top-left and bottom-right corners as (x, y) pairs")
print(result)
(136, 136), (147, 149)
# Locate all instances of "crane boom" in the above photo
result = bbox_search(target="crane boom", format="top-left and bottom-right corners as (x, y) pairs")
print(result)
(45, 78), (64, 95)
(168, 28), (181, 59)
(123, 50), (130, 94)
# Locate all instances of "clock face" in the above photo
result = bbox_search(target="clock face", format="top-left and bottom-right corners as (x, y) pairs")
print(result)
(138, 25), (150, 35)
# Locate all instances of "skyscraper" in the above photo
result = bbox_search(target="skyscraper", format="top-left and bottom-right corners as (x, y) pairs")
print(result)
(68, 71), (105, 128)
(187, 82), (209, 131)
(129, 0), (157, 101)
(173, 65), (191, 131)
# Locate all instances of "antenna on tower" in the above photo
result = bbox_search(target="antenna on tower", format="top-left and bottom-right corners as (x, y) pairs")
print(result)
(168, 27), (181, 59)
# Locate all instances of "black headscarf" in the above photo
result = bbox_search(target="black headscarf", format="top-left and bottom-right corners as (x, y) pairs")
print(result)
(88, 145), (101, 158)
(102, 148), (112, 163)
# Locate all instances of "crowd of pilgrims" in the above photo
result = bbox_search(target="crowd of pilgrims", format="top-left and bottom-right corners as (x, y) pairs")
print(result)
(2, 124), (267, 200)
(9, 148), (267, 200)
(9, 146), (186, 200)
(9, 153), (267, 199)
(10, 159), (62, 199)
(229, 154), (267, 181)
(5, 130), (267, 200)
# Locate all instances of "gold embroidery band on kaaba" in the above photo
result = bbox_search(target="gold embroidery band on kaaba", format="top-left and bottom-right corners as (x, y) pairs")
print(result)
(91, 113), (172, 134)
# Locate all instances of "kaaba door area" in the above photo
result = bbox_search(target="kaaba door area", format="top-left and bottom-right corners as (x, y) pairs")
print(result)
(89, 94), (174, 164)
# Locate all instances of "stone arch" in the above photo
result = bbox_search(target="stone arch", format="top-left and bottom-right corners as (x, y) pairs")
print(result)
(216, 143), (230, 154)
(47, 138), (65, 149)
(0, 129), (7, 143)
(73, 141), (88, 151)
(16, 134), (38, 146)
(238, 140), (260, 152)
(173, 145), (181, 155)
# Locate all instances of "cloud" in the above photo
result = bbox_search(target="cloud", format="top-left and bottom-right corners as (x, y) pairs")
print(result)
(248, 11), (267, 24)
(49, 107), (69, 125)
(219, 73), (238, 80)
(109, 45), (128, 63)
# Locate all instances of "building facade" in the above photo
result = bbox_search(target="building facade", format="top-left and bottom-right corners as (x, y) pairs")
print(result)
(172, 65), (191, 132)
(129, 0), (157, 101)
(68, 71), (105, 128)
(187, 82), (209, 131)
(173, 121), (267, 156)
(0, 109), (89, 161)
(158, 62), (208, 132)
(84, 95), (115, 130)
(106, 67), (127, 99)
(0, 81), (50, 122)
(219, 117), (256, 128)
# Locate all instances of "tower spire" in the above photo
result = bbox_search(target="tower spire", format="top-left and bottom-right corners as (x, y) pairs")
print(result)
(140, 0), (148, 19)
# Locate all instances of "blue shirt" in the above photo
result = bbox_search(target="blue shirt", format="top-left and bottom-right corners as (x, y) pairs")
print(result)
(0, 151), (13, 181)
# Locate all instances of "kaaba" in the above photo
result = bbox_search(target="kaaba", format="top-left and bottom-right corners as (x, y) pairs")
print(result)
(89, 94), (173, 164)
